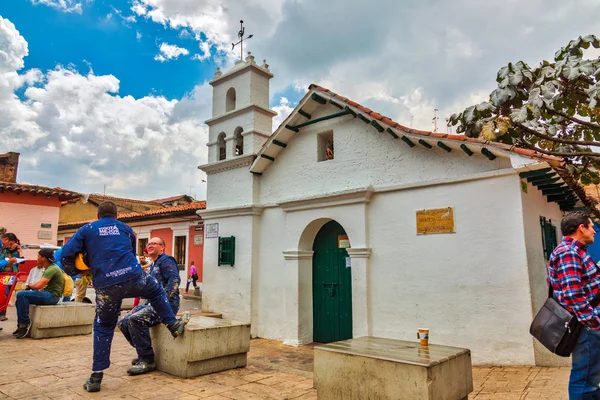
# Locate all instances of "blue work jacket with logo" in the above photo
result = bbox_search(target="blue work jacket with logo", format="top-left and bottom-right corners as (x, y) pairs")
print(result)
(149, 253), (181, 309)
(61, 217), (143, 289)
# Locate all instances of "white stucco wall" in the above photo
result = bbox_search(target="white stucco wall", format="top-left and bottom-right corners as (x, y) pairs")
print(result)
(258, 104), (511, 204)
(366, 175), (533, 365)
(206, 168), (257, 209)
(519, 179), (566, 366)
(201, 214), (257, 324)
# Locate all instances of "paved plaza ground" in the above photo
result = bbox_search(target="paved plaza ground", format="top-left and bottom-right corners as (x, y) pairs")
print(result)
(0, 301), (570, 399)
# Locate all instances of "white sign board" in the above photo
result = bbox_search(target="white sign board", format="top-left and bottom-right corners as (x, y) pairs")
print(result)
(37, 231), (52, 240)
(205, 223), (219, 239)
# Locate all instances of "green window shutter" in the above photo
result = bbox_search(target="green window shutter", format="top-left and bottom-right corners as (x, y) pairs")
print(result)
(218, 236), (235, 266)
(540, 217), (558, 260)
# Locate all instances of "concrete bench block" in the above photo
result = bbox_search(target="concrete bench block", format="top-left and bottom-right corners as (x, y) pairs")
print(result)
(30, 303), (96, 339)
(314, 336), (473, 400)
(150, 316), (250, 378)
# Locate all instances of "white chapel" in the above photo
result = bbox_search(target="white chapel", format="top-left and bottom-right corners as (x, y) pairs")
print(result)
(198, 53), (593, 366)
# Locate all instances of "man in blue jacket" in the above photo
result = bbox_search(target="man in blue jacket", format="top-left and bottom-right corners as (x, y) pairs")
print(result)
(61, 201), (189, 393)
(118, 237), (181, 375)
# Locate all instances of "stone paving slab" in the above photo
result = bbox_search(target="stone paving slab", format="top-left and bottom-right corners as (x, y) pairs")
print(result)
(0, 305), (569, 399)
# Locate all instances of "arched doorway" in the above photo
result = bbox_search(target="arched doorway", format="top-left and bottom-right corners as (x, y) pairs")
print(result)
(312, 220), (352, 343)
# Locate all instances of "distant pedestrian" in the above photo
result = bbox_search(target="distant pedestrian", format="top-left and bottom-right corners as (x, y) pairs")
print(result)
(186, 261), (198, 293)
(61, 201), (189, 393)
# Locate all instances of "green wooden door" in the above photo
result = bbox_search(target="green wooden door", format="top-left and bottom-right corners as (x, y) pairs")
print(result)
(312, 220), (352, 343)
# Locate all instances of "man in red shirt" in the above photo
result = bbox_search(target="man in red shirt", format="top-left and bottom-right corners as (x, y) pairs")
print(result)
(547, 211), (600, 399)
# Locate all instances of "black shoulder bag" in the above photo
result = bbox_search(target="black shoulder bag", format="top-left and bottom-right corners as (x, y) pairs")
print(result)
(530, 286), (600, 357)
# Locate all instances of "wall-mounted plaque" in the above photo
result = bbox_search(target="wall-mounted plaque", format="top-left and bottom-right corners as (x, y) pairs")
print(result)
(193, 234), (204, 246)
(205, 223), (219, 239)
(41, 223), (52, 229)
(38, 231), (53, 240)
(338, 235), (350, 248)
(416, 207), (455, 235)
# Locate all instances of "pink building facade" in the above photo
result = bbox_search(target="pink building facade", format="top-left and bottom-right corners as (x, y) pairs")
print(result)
(0, 184), (80, 260)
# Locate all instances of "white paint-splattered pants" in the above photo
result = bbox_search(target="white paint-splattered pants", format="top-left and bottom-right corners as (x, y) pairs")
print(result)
(93, 273), (176, 371)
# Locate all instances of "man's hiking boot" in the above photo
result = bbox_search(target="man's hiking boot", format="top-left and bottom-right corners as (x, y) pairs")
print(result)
(167, 311), (191, 338)
(127, 360), (156, 375)
(83, 372), (103, 392)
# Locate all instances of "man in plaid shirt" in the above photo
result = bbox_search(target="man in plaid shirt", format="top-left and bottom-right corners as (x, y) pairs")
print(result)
(547, 211), (600, 399)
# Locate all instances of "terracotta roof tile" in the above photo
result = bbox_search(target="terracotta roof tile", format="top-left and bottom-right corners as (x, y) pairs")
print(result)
(151, 195), (193, 204)
(89, 194), (162, 206)
(446, 134), (468, 141)
(381, 117), (395, 126)
(369, 112), (383, 120)
(0, 183), (80, 201)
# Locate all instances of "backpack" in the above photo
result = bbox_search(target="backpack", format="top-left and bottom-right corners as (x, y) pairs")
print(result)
(63, 272), (74, 297)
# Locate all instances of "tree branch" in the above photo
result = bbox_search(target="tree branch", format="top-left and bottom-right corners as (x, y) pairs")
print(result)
(517, 138), (600, 158)
(515, 123), (600, 147)
(549, 110), (600, 130)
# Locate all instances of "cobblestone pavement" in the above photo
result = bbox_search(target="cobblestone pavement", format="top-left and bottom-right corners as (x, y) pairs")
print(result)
(0, 304), (570, 399)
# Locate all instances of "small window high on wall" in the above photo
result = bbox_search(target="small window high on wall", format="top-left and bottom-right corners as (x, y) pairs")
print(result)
(226, 87), (236, 112)
(317, 131), (334, 162)
(234, 127), (243, 156)
(218, 132), (226, 161)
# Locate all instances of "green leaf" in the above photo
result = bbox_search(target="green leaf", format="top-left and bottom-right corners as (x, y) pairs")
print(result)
(509, 70), (524, 86)
(497, 66), (510, 81)
(464, 106), (476, 124)
(511, 106), (529, 123)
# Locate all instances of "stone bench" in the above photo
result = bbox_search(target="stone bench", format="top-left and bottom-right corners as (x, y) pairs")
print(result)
(314, 336), (473, 400)
(30, 303), (96, 339)
(150, 316), (250, 378)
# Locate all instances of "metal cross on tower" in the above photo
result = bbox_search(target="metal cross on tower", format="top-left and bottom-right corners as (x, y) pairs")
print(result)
(231, 20), (254, 61)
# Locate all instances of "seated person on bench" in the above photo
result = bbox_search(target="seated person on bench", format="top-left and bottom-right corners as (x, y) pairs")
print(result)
(14, 248), (64, 339)
(118, 237), (181, 375)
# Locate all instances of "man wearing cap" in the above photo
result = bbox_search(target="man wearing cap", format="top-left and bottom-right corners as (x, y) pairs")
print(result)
(14, 248), (64, 339)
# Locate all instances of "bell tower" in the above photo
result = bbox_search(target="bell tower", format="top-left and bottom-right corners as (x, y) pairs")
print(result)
(205, 52), (276, 163)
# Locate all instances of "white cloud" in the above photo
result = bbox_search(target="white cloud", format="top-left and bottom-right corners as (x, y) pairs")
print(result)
(30, 0), (82, 13)
(272, 97), (294, 129)
(136, 31), (142, 41)
(154, 43), (189, 62)
(0, 16), (209, 199)
(191, 40), (211, 61)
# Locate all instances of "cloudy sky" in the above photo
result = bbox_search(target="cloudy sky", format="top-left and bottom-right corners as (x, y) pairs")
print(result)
(0, 0), (599, 200)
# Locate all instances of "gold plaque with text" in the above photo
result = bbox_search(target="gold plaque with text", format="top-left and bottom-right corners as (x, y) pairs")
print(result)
(416, 207), (455, 235)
